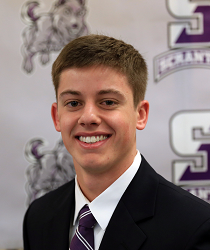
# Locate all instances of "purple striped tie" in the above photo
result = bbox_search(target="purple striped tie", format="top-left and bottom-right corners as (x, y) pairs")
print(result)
(70, 205), (96, 250)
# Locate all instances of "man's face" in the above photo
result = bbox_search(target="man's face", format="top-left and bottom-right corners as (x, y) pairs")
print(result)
(52, 66), (149, 178)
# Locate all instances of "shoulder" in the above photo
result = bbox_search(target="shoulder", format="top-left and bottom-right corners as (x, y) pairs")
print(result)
(157, 176), (210, 248)
(157, 172), (210, 214)
(141, 155), (210, 214)
(151, 167), (210, 242)
(137, 157), (210, 248)
(24, 179), (75, 221)
(23, 179), (75, 248)
(138, 155), (210, 229)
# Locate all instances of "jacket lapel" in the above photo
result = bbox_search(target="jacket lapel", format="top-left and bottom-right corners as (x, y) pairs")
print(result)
(43, 180), (75, 250)
(99, 156), (159, 250)
(99, 201), (146, 250)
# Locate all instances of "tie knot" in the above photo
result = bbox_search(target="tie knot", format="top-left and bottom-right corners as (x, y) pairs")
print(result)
(78, 205), (96, 229)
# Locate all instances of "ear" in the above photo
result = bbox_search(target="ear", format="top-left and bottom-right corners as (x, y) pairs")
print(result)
(136, 100), (149, 130)
(51, 102), (61, 132)
(78, 0), (85, 6)
(55, 0), (66, 6)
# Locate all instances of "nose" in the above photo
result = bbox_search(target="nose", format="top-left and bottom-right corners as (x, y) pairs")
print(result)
(78, 102), (101, 127)
(70, 16), (77, 25)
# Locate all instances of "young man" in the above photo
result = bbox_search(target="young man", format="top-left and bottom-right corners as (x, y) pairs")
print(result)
(23, 35), (210, 250)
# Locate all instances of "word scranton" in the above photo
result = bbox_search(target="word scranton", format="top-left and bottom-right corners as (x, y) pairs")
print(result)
(154, 48), (210, 82)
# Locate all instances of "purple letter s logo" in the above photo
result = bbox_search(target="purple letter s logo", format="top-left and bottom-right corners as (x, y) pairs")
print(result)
(167, 0), (210, 48)
(170, 110), (210, 186)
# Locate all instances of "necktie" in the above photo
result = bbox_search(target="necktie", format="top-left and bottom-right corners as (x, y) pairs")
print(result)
(70, 205), (96, 250)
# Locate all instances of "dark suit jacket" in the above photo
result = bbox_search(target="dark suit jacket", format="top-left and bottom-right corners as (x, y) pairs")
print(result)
(23, 156), (210, 250)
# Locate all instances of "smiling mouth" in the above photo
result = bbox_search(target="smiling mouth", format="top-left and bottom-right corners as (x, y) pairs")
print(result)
(77, 135), (110, 144)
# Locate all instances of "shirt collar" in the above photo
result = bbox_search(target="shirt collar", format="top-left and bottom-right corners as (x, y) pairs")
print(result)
(73, 176), (90, 225)
(73, 150), (141, 230)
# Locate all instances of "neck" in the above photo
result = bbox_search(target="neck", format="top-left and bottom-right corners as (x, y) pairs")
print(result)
(74, 150), (137, 202)
(77, 172), (119, 202)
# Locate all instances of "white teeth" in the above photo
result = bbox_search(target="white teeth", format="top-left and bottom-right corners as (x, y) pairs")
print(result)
(79, 135), (108, 144)
(91, 136), (96, 143)
(100, 135), (103, 140)
(86, 137), (91, 143)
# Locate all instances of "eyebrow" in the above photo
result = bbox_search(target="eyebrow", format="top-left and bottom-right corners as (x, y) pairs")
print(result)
(59, 90), (81, 100)
(98, 89), (124, 96)
(59, 88), (125, 100)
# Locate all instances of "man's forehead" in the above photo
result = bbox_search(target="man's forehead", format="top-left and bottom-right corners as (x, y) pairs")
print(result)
(57, 65), (134, 100)
(59, 66), (129, 86)
(60, 65), (127, 79)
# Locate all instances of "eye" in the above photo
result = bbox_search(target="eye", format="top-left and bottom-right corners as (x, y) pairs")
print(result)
(104, 100), (115, 106)
(64, 8), (72, 15)
(67, 101), (80, 107)
(77, 10), (85, 16)
(101, 100), (118, 107)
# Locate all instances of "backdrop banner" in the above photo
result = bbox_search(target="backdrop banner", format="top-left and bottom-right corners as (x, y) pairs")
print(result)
(1, 0), (210, 248)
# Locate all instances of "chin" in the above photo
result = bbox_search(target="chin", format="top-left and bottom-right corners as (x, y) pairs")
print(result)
(78, 160), (110, 175)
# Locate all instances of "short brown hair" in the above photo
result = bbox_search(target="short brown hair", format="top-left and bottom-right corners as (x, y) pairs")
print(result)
(52, 34), (148, 107)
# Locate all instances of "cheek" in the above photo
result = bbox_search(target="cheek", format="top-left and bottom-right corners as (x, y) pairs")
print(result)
(59, 115), (75, 134)
(123, 124), (136, 142)
(113, 117), (136, 143)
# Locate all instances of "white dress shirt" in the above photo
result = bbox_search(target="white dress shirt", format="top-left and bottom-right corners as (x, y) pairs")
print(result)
(70, 150), (141, 250)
